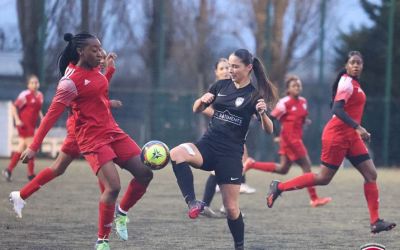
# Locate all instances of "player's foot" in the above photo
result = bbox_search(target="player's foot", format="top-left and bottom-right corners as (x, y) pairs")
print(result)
(215, 185), (220, 193)
(243, 157), (255, 173)
(27, 174), (36, 181)
(2, 169), (11, 182)
(200, 206), (224, 218)
(266, 180), (282, 208)
(240, 183), (256, 194)
(188, 200), (205, 219)
(235, 243), (244, 250)
(9, 191), (25, 218)
(371, 219), (396, 234)
(114, 213), (128, 241)
(95, 239), (110, 250)
(310, 197), (332, 208)
(219, 205), (226, 215)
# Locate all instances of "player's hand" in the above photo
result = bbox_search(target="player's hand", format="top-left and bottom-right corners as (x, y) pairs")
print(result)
(273, 137), (280, 143)
(15, 119), (23, 127)
(106, 52), (117, 68)
(110, 99), (123, 108)
(20, 148), (36, 164)
(200, 93), (214, 104)
(356, 125), (371, 142)
(305, 118), (312, 125)
(256, 99), (267, 114)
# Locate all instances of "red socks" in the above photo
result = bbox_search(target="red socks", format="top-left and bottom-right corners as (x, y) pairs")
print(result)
(307, 186), (318, 201)
(20, 167), (56, 200)
(119, 179), (147, 212)
(98, 202), (115, 239)
(27, 158), (35, 176)
(278, 172), (316, 191)
(250, 161), (276, 172)
(364, 182), (379, 224)
(7, 152), (21, 172)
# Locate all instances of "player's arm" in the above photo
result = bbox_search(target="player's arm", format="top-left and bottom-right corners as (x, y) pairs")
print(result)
(201, 106), (214, 118)
(104, 52), (117, 81)
(109, 99), (122, 109)
(193, 92), (214, 113)
(10, 103), (22, 126)
(256, 99), (273, 134)
(333, 75), (370, 141)
(21, 79), (77, 163)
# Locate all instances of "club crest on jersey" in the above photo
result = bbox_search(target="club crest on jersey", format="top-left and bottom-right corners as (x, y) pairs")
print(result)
(235, 97), (244, 107)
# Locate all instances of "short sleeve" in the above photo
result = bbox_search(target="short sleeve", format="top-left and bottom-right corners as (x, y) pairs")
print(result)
(271, 98), (287, 119)
(53, 78), (78, 106)
(334, 75), (353, 103)
(207, 80), (221, 96)
(14, 91), (28, 109)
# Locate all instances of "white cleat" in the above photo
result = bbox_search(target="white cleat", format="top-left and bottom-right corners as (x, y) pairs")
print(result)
(9, 191), (25, 218)
(240, 183), (256, 194)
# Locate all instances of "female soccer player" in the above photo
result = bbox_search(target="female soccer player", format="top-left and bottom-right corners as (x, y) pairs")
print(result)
(171, 49), (278, 249)
(2, 75), (43, 181)
(266, 51), (396, 234)
(8, 50), (119, 219)
(20, 33), (153, 250)
(201, 58), (256, 218)
(243, 75), (331, 207)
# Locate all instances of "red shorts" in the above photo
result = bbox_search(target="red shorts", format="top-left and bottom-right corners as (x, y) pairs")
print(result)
(279, 138), (308, 161)
(61, 133), (81, 159)
(17, 125), (35, 138)
(321, 133), (368, 169)
(83, 134), (141, 175)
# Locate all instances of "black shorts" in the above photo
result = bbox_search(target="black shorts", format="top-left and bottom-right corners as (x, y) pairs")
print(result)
(195, 137), (243, 185)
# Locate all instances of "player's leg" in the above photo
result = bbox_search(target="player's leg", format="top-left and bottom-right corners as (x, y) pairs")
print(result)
(348, 138), (396, 233)
(266, 139), (344, 208)
(296, 155), (332, 207)
(201, 171), (221, 218)
(25, 137), (36, 179)
(170, 142), (206, 219)
(3, 137), (26, 181)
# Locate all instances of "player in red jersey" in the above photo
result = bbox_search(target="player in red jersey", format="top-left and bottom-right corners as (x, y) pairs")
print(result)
(8, 50), (120, 219)
(20, 33), (153, 250)
(2, 75), (43, 181)
(242, 75), (331, 207)
(266, 51), (396, 234)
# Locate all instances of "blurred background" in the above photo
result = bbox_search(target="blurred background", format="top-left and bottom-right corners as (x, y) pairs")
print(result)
(0, 0), (398, 166)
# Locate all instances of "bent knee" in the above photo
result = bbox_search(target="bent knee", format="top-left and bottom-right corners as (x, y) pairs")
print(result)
(224, 205), (240, 219)
(170, 144), (193, 163)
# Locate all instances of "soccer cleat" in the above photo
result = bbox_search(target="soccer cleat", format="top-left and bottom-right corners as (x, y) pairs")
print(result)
(242, 157), (255, 173)
(27, 174), (36, 181)
(114, 213), (128, 241)
(200, 206), (224, 218)
(215, 185), (221, 193)
(370, 219), (396, 234)
(266, 180), (282, 208)
(219, 205), (226, 215)
(310, 197), (332, 208)
(2, 169), (11, 182)
(188, 200), (205, 219)
(95, 240), (110, 250)
(9, 191), (25, 218)
(240, 183), (256, 194)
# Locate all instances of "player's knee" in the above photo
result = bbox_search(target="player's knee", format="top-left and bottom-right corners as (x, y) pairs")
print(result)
(224, 205), (240, 220)
(365, 171), (377, 183)
(170, 145), (189, 163)
(276, 167), (289, 175)
(316, 175), (331, 185)
(106, 184), (121, 198)
(143, 168), (154, 183)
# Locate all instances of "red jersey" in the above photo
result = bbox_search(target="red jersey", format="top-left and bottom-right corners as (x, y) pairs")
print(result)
(14, 90), (43, 128)
(271, 95), (308, 141)
(323, 74), (366, 137)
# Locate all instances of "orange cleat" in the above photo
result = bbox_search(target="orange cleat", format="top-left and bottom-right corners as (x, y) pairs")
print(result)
(310, 197), (332, 208)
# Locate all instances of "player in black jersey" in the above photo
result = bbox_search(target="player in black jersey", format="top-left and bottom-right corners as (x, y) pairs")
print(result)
(170, 49), (278, 249)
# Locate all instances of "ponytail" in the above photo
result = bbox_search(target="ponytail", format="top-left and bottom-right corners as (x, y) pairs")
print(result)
(232, 49), (278, 108)
(57, 32), (96, 76)
(252, 57), (278, 107)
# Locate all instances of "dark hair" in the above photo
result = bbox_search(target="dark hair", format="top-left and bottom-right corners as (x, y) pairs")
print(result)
(58, 32), (97, 76)
(214, 58), (228, 70)
(232, 49), (278, 107)
(331, 51), (363, 106)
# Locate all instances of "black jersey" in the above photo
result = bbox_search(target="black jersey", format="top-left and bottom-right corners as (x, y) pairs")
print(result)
(203, 79), (260, 149)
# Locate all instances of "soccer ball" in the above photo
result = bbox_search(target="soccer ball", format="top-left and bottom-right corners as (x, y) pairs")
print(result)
(140, 140), (170, 170)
